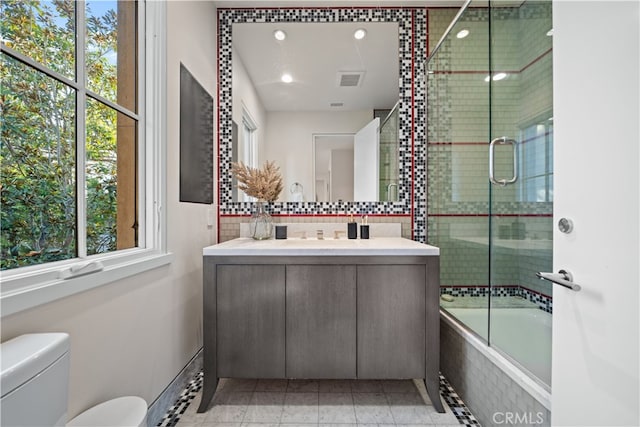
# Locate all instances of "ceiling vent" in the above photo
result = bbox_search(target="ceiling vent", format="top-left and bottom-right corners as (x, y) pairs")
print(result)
(330, 102), (344, 107)
(337, 71), (365, 87)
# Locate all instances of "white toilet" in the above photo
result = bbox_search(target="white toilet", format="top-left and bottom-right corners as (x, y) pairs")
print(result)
(0, 333), (148, 427)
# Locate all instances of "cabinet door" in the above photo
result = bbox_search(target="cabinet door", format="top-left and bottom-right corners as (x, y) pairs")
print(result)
(357, 265), (426, 379)
(286, 265), (357, 378)
(217, 265), (285, 378)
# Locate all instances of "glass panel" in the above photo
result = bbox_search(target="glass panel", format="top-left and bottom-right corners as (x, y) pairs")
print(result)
(489, 0), (553, 387)
(86, 0), (137, 112)
(379, 106), (399, 201)
(0, 0), (76, 79)
(426, 0), (553, 388)
(427, 2), (490, 340)
(1, 54), (77, 270)
(86, 97), (137, 255)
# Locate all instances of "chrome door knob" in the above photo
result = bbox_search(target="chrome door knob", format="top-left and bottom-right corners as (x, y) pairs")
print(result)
(558, 218), (574, 234)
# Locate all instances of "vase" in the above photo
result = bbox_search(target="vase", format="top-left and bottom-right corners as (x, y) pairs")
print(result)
(249, 201), (273, 240)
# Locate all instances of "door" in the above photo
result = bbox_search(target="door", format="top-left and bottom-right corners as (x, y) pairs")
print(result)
(488, 1), (554, 387)
(357, 265), (425, 379)
(217, 265), (286, 378)
(286, 265), (357, 378)
(551, 2), (639, 425)
(353, 118), (380, 201)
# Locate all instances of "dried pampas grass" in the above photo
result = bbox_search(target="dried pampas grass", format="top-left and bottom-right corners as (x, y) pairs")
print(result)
(231, 160), (283, 202)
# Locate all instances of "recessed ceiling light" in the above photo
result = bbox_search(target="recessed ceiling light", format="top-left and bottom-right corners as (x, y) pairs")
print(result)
(456, 29), (470, 39)
(484, 73), (508, 82)
(354, 28), (367, 40)
(274, 29), (286, 41)
(546, 29), (553, 37)
(281, 73), (293, 83)
(493, 72), (507, 81)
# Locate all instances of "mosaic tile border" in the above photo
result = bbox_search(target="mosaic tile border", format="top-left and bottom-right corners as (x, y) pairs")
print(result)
(439, 374), (482, 426)
(217, 7), (428, 242)
(157, 370), (478, 427)
(157, 371), (203, 427)
(441, 285), (553, 313)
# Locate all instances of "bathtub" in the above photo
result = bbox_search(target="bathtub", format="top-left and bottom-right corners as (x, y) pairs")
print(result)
(447, 307), (552, 385)
(440, 308), (552, 425)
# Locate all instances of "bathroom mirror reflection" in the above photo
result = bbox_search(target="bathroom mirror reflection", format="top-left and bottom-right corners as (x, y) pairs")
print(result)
(232, 22), (400, 202)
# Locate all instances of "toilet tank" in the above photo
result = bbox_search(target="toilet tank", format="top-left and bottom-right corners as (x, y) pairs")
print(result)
(1, 333), (70, 427)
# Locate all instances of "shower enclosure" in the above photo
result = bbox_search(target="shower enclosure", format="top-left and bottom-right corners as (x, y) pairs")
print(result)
(427, 0), (553, 387)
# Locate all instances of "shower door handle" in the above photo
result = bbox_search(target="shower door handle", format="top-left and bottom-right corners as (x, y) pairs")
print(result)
(489, 137), (518, 186)
(537, 270), (582, 291)
(387, 183), (398, 201)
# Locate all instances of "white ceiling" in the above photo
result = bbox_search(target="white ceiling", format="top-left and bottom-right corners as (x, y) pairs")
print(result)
(233, 22), (400, 112)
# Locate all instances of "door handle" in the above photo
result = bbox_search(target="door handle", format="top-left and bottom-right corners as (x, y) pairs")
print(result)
(489, 137), (518, 186)
(537, 269), (581, 291)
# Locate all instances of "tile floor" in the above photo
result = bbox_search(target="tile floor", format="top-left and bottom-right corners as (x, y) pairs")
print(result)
(158, 372), (480, 427)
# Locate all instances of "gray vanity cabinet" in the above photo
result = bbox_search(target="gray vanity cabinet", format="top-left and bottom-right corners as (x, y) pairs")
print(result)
(199, 250), (443, 414)
(286, 265), (357, 378)
(216, 265), (286, 378)
(357, 265), (426, 379)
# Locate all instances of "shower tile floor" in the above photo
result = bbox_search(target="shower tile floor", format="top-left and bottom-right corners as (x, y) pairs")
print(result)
(158, 372), (480, 427)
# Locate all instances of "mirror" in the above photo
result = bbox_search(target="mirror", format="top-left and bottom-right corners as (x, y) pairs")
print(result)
(232, 22), (399, 202)
(217, 8), (424, 217)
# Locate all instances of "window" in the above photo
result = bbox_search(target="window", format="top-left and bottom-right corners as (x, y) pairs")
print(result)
(518, 120), (554, 203)
(242, 111), (257, 167)
(240, 107), (257, 202)
(0, 1), (169, 315)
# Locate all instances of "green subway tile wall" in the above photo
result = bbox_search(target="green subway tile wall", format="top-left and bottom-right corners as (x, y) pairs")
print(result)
(426, 5), (553, 298)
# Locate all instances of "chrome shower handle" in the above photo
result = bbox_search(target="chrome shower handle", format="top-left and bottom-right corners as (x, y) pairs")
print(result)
(489, 137), (518, 186)
(387, 183), (398, 201)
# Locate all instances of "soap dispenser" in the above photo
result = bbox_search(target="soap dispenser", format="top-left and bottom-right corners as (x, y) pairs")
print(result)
(360, 215), (370, 239)
(348, 214), (357, 239)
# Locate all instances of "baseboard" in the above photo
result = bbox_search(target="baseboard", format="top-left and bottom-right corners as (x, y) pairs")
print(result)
(146, 348), (203, 427)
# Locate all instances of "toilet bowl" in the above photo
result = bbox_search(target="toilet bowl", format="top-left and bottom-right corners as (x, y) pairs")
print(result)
(68, 396), (147, 427)
(1, 333), (147, 427)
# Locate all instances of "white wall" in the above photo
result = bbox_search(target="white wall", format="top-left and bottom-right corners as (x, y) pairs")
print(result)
(232, 46), (267, 167)
(552, 1), (639, 425)
(265, 110), (372, 202)
(330, 149), (354, 202)
(0, 1), (216, 419)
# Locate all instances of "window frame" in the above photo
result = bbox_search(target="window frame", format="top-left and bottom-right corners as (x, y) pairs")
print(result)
(241, 106), (258, 167)
(240, 105), (258, 202)
(0, 0), (171, 317)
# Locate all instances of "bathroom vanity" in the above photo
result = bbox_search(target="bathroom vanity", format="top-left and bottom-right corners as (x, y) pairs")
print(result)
(198, 237), (443, 413)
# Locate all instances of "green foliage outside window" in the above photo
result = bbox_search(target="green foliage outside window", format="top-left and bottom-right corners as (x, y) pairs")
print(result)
(1, 0), (122, 270)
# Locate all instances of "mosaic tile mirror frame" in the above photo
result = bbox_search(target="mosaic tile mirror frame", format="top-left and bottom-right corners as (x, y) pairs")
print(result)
(217, 7), (428, 241)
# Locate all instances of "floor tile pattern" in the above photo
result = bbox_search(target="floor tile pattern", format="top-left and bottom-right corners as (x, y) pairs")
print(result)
(157, 372), (480, 427)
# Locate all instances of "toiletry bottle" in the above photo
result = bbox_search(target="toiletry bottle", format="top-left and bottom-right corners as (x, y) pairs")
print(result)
(348, 214), (357, 239)
(360, 215), (370, 239)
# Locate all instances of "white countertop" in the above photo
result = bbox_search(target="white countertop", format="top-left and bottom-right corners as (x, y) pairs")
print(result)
(203, 237), (439, 257)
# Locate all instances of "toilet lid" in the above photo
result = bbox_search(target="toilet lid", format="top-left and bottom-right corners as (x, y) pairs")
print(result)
(67, 396), (147, 427)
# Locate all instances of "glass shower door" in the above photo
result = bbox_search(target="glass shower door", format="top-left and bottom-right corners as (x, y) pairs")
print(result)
(488, 0), (553, 386)
(427, 2), (491, 341)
